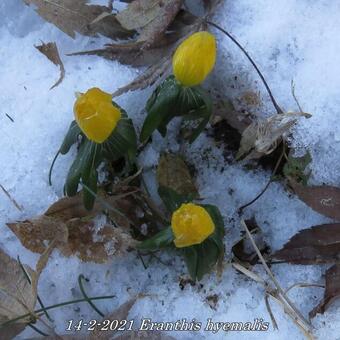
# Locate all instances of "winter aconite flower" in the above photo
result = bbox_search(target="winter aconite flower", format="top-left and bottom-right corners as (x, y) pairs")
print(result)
(74, 87), (121, 143)
(171, 203), (215, 248)
(172, 31), (216, 87)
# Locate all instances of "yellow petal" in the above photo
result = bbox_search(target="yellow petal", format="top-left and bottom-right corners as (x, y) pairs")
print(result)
(171, 203), (215, 248)
(172, 31), (216, 87)
(74, 87), (121, 143)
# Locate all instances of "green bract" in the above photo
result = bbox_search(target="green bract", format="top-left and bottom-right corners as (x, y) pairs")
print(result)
(140, 75), (212, 144)
(50, 106), (137, 210)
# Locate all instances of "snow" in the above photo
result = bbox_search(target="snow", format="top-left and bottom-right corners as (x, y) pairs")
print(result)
(1, 0), (340, 339)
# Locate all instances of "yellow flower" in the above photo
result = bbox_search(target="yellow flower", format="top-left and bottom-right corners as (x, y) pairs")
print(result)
(74, 87), (121, 143)
(172, 31), (216, 87)
(171, 203), (215, 248)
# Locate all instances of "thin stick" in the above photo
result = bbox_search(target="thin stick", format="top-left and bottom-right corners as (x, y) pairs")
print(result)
(241, 219), (312, 331)
(206, 20), (283, 115)
(0, 183), (22, 211)
(238, 143), (285, 213)
(291, 80), (303, 112)
(285, 282), (325, 294)
(265, 293), (279, 330)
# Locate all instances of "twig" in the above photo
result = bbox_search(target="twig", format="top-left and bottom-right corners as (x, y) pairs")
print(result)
(5, 113), (14, 122)
(285, 282), (325, 294)
(232, 262), (265, 285)
(0, 183), (23, 211)
(206, 20), (283, 114)
(241, 219), (313, 336)
(291, 80), (303, 112)
(265, 293), (279, 330)
(238, 143), (285, 213)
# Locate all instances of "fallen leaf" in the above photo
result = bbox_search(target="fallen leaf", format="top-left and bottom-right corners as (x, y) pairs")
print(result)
(273, 223), (340, 264)
(7, 176), (163, 263)
(0, 248), (50, 339)
(237, 112), (311, 160)
(212, 99), (252, 134)
(68, 9), (199, 67)
(157, 153), (198, 198)
(7, 189), (138, 263)
(35, 41), (65, 89)
(24, 0), (132, 39)
(291, 182), (340, 220)
(112, 56), (171, 98)
(116, 0), (183, 48)
(310, 264), (340, 318)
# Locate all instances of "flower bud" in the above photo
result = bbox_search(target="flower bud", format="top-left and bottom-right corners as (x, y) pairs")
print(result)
(172, 31), (216, 87)
(171, 203), (215, 248)
(74, 87), (121, 143)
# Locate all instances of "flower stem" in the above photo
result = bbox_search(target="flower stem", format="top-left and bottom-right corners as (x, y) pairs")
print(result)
(206, 20), (283, 114)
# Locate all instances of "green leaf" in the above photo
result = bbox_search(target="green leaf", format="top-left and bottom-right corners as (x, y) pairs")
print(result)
(137, 226), (174, 252)
(140, 76), (213, 142)
(65, 140), (102, 209)
(183, 239), (220, 281)
(180, 87), (212, 143)
(201, 204), (225, 253)
(103, 117), (137, 162)
(140, 76), (181, 142)
(158, 186), (194, 213)
(182, 204), (225, 281)
(59, 120), (81, 155)
(283, 151), (312, 185)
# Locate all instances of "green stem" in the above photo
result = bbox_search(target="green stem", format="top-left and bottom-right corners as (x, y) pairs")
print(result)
(28, 323), (48, 336)
(206, 20), (283, 115)
(78, 275), (104, 317)
(48, 151), (60, 186)
(0, 295), (115, 330)
(17, 257), (52, 322)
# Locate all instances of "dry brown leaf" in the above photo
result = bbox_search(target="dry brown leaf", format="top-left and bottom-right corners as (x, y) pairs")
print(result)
(310, 264), (340, 318)
(0, 248), (51, 339)
(112, 56), (171, 98)
(237, 112), (311, 160)
(68, 9), (198, 68)
(157, 153), (198, 197)
(63, 221), (137, 262)
(35, 41), (65, 89)
(24, 0), (132, 39)
(273, 223), (340, 264)
(212, 99), (252, 134)
(7, 188), (146, 263)
(291, 181), (340, 220)
(116, 0), (183, 48)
